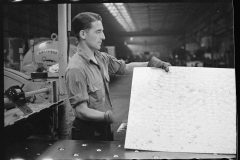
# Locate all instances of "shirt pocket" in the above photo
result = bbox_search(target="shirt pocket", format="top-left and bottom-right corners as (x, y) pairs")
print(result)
(88, 83), (104, 102)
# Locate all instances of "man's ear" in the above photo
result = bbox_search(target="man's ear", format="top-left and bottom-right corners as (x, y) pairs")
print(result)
(79, 30), (86, 40)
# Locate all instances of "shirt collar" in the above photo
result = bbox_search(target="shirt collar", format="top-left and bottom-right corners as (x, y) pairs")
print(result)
(77, 45), (100, 66)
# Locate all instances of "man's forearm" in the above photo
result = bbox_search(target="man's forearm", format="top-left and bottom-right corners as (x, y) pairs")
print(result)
(125, 62), (148, 74)
(74, 102), (105, 122)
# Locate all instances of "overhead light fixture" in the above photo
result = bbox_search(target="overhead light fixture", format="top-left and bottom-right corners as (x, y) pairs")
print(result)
(39, 0), (51, 1)
(70, 0), (81, 1)
(104, 3), (136, 32)
(9, 0), (23, 2)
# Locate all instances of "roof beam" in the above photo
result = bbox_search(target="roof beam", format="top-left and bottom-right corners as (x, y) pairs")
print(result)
(160, 4), (171, 30)
(147, 3), (151, 29)
(114, 30), (185, 37)
(125, 3), (139, 31)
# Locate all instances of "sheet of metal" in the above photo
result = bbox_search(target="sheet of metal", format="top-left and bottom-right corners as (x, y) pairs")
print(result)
(5, 140), (236, 159)
(125, 67), (236, 154)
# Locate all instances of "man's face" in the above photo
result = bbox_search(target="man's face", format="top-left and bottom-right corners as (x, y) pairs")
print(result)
(85, 20), (105, 51)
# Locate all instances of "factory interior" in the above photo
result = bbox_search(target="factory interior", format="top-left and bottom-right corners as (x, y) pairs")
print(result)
(3, 1), (236, 159)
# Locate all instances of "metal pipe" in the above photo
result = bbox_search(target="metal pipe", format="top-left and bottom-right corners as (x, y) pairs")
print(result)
(52, 81), (58, 103)
(51, 81), (58, 139)
(4, 87), (50, 109)
(67, 4), (71, 64)
(58, 4), (68, 98)
(25, 87), (51, 98)
(4, 87), (50, 102)
(19, 48), (23, 71)
(67, 4), (71, 32)
(30, 39), (35, 63)
(58, 4), (70, 140)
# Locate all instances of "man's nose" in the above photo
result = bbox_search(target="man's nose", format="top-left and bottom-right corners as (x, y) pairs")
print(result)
(101, 32), (105, 40)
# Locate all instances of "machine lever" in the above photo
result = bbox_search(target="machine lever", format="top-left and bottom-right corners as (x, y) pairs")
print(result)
(5, 85), (52, 115)
(16, 104), (33, 115)
(5, 86), (33, 115)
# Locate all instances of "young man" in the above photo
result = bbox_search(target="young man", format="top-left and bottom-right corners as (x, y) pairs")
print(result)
(65, 12), (171, 141)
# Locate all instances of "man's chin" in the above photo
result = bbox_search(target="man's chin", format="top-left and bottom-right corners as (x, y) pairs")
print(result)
(91, 45), (101, 51)
(91, 47), (99, 51)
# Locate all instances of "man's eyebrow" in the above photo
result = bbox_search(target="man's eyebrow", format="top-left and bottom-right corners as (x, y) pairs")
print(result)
(96, 29), (103, 32)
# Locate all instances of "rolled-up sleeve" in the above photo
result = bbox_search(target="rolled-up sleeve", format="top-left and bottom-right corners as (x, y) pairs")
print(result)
(105, 54), (126, 75)
(65, 68), (89, 108)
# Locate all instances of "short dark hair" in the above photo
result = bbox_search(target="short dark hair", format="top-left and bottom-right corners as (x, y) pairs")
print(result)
(72, 12), (102, 40)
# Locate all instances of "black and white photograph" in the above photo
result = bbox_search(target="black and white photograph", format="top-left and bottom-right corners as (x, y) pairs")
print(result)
(3, 0), (236, 159)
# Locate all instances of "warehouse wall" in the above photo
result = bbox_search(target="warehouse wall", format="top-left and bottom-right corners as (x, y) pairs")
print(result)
(172, 3), (234, 67)
(4, 4), (58, 38)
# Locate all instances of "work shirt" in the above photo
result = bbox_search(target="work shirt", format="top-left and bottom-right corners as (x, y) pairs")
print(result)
(65, 46), (126, 112)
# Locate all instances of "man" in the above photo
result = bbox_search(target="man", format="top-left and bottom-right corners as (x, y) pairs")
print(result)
(65, 12), (171, 141)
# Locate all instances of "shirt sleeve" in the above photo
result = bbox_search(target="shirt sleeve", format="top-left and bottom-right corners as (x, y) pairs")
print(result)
(65, 68), (89, 108)
(104, 53), (126, 75)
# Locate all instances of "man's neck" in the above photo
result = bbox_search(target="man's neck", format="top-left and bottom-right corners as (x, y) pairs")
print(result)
(77, 42), (98, 64)
(77, 42), (95, 59)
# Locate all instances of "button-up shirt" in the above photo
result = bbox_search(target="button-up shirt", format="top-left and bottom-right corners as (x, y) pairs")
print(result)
(65, 46), (126, 112)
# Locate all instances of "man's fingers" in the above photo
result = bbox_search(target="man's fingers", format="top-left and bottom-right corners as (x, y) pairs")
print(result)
(163, 63), (170, 72)
(157, 62), (171, 72)
(164, 66), (169, 72)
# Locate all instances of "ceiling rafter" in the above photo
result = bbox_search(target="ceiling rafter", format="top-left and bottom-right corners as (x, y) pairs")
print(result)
(71, 2), (233, 38)
(147, 3), (151, 30)
(160, 4), (171, 31)
(115, 29), (185, 37)
(125, 3), (139, 31)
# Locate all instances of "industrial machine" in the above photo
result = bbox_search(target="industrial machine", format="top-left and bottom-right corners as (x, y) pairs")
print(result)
(22, 34), (77, 75)
(4, 65), (60, 139)
(4, 5), (77, 150)
(4, 67), (52, 105)
(4, 36), (72, 144)
(4, 36), (76, 142)
(4, 32), (77, 131)
(4, 29), (80, 160)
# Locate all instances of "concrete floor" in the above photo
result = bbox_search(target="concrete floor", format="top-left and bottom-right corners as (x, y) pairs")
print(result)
(109, 74), (133, 141)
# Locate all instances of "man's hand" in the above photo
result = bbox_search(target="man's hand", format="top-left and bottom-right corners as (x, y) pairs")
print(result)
(147, 56), (171, 72)
(104, 110), (118, 123)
